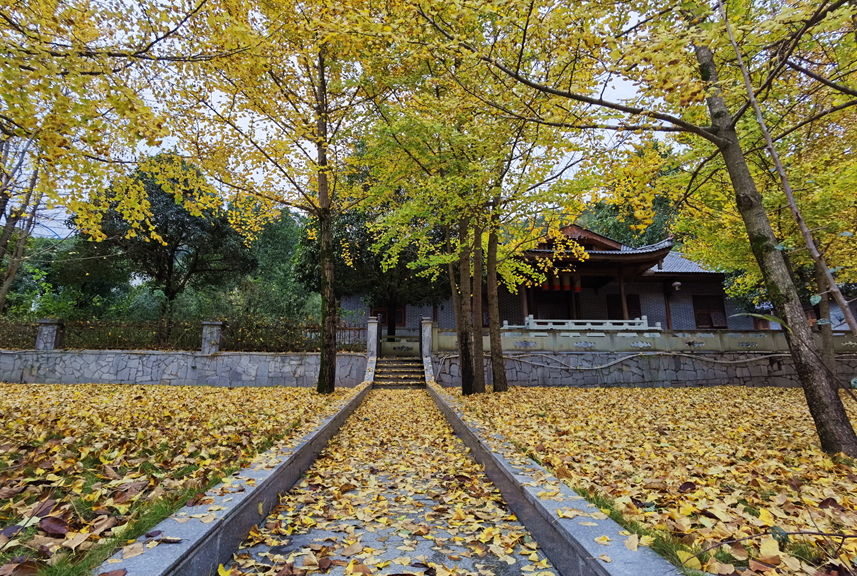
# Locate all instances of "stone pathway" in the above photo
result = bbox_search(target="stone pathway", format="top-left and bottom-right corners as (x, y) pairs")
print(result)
(223, 389), (558, 576)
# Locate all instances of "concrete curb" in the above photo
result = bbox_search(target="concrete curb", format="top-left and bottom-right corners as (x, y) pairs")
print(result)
(97, 383), (371, 576)
(364, 356), (377, 384)
(425, 372), (679, 576)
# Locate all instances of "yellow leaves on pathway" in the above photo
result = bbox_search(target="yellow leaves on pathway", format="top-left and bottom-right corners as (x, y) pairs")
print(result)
(226, 390), (557, 576)
(454, 386), (857, 572)
(0, 383), (354, 568)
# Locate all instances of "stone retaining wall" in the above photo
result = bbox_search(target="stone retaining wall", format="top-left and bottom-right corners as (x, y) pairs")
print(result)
(432, 352), (857, 388)
(0, 350), (367, 387)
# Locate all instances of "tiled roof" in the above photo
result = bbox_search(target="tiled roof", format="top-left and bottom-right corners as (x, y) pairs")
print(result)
(649, 251), (717, 274)
(587, 238), (673, 254)
(528, 238), (674, 255)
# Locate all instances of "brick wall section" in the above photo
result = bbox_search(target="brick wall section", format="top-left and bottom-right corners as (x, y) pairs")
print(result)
(499, 288), (525, 326)
(340, 295), (453, 333)
(829, 300), (857, 331)
(340, 295), (368, 325)
(432, 352), (857, 388)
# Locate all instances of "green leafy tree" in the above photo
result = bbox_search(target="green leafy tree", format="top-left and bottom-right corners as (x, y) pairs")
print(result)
(7, 235), (133, 319)
(76, 156), (257, 325)
(231, 210), (311, 320)
(579, 196), (674, 248)
(294, 210), (450, 335)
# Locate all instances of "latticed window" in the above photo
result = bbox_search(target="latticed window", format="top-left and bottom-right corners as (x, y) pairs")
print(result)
(693, 295), (727, 328)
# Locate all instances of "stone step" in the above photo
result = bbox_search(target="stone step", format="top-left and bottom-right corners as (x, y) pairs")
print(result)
(373, 356), (425, 388)
(373, 382), (426, 388)
(375, 366), (423, 371)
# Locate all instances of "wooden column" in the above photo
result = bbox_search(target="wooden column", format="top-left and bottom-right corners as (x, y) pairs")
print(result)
(618, 268), (629, 320)
(567, 287), (575, 319)
(663, 282), (673, 330)
(520, 284), (529, 321)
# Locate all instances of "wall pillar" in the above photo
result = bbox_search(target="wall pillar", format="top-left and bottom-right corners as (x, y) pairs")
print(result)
(618, 268), (629, 320)
(201, 321), (225, 355)
(663, 282), (674, 330)
(367, 316), (379, 358)
(35, 319), (64, 350)
(421, 317), (433, 358)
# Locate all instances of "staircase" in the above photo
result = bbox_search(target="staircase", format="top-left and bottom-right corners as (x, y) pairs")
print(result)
(373, 357), (426, 388)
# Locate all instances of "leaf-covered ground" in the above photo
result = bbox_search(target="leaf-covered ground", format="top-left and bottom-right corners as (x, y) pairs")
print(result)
(444, 386), (857, 576)
(0, 383), (358, 573)
(223, 389), (557, 576)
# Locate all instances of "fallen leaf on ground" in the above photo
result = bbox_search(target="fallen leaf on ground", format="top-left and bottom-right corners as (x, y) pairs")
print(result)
(122, 542), (144, 559)
(624, 535), (638, 551)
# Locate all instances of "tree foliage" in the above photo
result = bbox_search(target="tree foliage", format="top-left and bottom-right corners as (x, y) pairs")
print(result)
(75, 155), (256, 318)
(294, 208), (450, 334)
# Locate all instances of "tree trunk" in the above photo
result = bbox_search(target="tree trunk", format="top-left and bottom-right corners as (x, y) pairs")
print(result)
(315, 46), (337, 394)
(695, 42), (857, 456)
(0, 190), (10, 226)
(318, 207), (337, 393)
(0, 231), (27, 313)
(0, 206), (21, 264)
(471, 224), (485, 393)
(815, 262), (837, 376)
(487, 226), (508, 392)
(457, 219), (475, 395)
(0, 189), (40, 314)
(446, 225), (461, 322)
(387, 293), (397, 337)
(715, 0), (857, 336)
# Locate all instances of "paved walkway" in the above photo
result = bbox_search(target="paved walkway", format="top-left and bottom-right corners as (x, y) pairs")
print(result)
(224, 389), (558, 576)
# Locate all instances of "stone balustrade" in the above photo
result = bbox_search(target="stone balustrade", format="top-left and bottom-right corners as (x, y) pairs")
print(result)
(433, 324), (857, 354)
(504, 315), (661, 331)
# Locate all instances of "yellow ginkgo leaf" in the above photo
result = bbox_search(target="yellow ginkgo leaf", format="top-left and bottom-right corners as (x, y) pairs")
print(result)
(759, 537), (780, 558)
(676, 550), (701, 570)
(624, 534), (638, 551)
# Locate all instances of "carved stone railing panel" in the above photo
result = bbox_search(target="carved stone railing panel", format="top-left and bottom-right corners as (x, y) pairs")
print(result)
(431, 326), (857, 353)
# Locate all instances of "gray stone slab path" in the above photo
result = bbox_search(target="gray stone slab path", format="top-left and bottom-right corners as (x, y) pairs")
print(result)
(222, 389), (558, 576)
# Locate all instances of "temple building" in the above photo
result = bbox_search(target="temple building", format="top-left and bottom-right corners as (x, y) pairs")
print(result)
(341, 226), (852, 334)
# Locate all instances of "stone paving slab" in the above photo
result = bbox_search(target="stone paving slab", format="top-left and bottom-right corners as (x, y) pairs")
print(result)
(223, 389), (559, 576)
(96, 383), (370, 576)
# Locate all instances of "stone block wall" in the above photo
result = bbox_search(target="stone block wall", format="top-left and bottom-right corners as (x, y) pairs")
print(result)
(432, 352), (857, 388)
(0, 350), (367, 388)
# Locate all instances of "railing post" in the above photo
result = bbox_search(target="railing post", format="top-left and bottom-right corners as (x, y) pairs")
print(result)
(35, 319), (64, 350)
(367, 316), (379, 358)
(201, 321), (225, 355)
(421, 317), (433, 358)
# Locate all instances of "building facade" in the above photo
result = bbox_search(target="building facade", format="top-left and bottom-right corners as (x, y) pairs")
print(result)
(341, 226), (854, 334)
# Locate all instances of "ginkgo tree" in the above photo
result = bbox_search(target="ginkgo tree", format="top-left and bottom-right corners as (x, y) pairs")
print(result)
(0, 0), (227, 238)
(401, 0), (857, 455)
(162, 0), (385, 393)
(360, 55), (585, 395)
